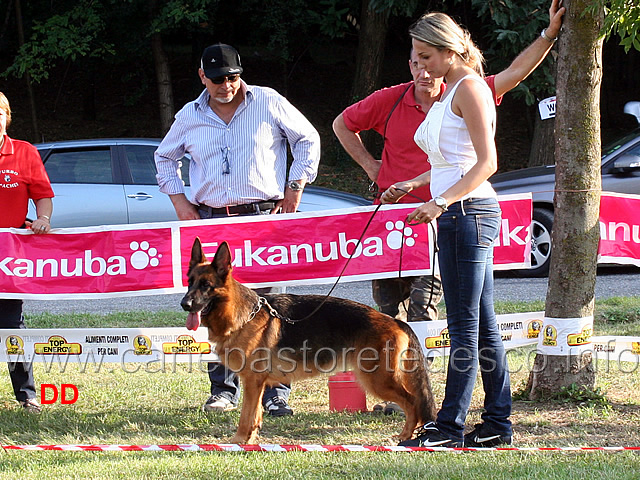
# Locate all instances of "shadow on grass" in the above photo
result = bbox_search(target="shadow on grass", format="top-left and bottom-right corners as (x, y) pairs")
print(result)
(0, 406), (404, 446)
(0, 406), (234, 445)
(508, 400), (640, 447)
(3, 401), (639, 447)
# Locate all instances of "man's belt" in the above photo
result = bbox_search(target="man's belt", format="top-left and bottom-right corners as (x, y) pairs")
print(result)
(197, 201), (276, 216)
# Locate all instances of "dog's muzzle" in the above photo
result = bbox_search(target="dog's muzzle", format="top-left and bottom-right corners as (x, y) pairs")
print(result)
(181, 295), (202, 331)
(180, 295), (194, 312)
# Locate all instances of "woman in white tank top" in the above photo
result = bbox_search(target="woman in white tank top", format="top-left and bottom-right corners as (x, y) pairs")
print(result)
(382, 12), (512, 449)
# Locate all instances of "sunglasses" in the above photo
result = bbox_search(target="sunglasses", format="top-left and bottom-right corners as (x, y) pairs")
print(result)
(210, 74), (240, 85)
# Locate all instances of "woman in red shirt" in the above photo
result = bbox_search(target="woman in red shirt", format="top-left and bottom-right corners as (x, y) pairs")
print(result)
(0, 92), (54, 413)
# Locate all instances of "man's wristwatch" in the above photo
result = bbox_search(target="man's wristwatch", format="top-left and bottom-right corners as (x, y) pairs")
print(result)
(288, 180), (303, 191)
(433, 196), (448, 212)
(541, 28), (557, 43)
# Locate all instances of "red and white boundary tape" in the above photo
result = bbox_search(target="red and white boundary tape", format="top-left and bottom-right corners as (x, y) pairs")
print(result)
(2, 444), (640, 453)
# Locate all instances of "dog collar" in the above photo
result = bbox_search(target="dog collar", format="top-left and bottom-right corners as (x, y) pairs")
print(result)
(247, 297), (268, 322)
(248, 296), (294, 324)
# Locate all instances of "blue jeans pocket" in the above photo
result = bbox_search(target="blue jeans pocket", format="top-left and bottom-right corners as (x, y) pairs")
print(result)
(475, 212), (501, 246)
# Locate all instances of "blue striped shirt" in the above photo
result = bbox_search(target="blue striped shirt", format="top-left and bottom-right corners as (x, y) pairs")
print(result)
(155, 82), (320, 207)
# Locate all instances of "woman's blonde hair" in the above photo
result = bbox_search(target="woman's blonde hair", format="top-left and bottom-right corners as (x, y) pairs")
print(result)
(409, 12), (485, 76)
(0, 92), (11, 128)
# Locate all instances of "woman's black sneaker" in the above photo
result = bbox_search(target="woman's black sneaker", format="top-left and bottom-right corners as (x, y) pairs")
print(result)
(464, 423), (512, 447)
(398, 422), (463, 448)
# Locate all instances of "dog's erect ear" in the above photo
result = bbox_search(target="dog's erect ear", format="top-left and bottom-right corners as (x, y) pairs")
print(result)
(213, 241), (233, 279)
(189, 237), (207, 269)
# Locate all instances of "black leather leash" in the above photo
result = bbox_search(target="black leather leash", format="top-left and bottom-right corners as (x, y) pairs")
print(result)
(258, 202), (384, 324)
(394, 189), (440, 320)
(259, 187), (439, 324)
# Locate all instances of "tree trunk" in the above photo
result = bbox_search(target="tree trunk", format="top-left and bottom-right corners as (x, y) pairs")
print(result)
(151, 32), (175, 135)
(528, 116), (556, 167)
(349, 2), (389, 160)
(529, 40), (559, 168)
(528, 0), (604, 400)
(14, 0), (40, 142)
(350, 2), (389, 103)
(149, 0), (174, 135)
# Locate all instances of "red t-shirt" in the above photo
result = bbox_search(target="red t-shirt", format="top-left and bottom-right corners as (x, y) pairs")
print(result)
(342, 75), (500, 203)
(0, 136), (54, 228)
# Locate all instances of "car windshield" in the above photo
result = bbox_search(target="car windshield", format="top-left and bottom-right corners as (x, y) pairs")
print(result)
(602, 129), (640, 157)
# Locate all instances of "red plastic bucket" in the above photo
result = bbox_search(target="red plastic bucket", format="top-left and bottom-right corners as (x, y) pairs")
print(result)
(328, 371), (367, 412)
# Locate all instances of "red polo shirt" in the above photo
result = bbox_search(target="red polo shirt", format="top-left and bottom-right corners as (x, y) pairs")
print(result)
(0, 136), (54, 228)
(342, 76), (499, 203)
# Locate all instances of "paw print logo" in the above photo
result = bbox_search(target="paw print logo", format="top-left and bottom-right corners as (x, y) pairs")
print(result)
(129, 241), (161, 270)
(385, 221), (417, 250)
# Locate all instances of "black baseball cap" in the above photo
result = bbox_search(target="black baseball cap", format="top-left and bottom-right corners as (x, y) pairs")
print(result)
(201, 43), (243, 79)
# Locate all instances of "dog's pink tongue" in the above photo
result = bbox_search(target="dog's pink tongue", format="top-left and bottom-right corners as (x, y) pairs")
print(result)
(186, 311), (201, 331)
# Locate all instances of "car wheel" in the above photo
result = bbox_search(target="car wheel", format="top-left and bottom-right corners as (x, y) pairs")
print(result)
(515, 207), (553, 278)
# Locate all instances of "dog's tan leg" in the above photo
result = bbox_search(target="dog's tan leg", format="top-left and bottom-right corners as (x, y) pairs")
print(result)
(354, 371), (420, 441)
(396, 403), (420, 441)
(230, 378), (265, 445)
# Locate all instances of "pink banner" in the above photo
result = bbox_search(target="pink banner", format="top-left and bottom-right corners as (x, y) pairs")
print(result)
(0, 199), (532, 299)
(493, 194), (532, 269)
(0, 226), (175, 297)
(598, 193), (640, 267)
(178, 206), (434, 287)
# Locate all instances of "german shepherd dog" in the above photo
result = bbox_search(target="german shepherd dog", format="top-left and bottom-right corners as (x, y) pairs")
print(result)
(181, 238), (437, 444)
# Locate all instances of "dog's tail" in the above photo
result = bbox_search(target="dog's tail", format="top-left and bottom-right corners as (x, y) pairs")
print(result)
(397, 321), (438, 423)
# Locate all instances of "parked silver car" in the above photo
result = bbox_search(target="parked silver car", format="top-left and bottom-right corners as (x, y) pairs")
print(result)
(491, 128), (640, 276)
(28, 138), (370, 228)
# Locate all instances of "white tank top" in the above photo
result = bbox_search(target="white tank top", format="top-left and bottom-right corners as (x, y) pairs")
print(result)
(414, 74), (497, 200)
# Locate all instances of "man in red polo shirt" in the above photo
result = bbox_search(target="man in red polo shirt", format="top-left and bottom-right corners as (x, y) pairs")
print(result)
(333, 1), (564, 413)
(1, 91), (54, 414)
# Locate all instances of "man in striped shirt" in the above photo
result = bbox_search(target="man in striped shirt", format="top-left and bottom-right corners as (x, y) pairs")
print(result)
(155, 43), (320, 417)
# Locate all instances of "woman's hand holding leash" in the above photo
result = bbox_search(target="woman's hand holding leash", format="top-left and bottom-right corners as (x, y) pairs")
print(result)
(380, 182), (412, 204)
(381, 171), (431, 206)
(406, 200), (442, 225)
(381, 180), (442, 225)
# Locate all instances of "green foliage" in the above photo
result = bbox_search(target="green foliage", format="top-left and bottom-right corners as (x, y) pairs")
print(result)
(549, 383), (610, 407)
(308, 0), (420, 41)
(4, 1), (114, 82)
(511, 378), (611, 407)
(308, 0), (355, 39)
(597, 305), (640, 324)
(235, 0), (323, 64)
(594, 296), (640, 335)
(368, 0), (419, 16)
(494, 299), (546, 314)
(458, 0), (557, 105)
(24, 311), (184, 329)
(587, 0), (640, 53)
(511, 378), (532, 401)
(148, 0), (214, 34)
(3, 0), (221, 83)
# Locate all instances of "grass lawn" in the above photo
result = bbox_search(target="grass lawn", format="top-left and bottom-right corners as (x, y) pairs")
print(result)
(1, 298), (639, 479)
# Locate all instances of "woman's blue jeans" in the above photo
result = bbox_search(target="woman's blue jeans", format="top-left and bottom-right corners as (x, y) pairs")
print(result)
(434, 198), (512, 441)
